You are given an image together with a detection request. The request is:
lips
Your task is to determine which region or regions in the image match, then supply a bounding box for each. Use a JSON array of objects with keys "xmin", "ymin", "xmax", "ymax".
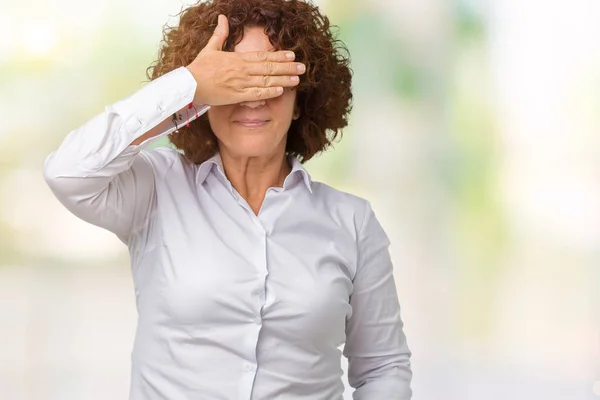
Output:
[{"xmin": 235, "ymin": 119, "xmax": 270, "ymax": 128}]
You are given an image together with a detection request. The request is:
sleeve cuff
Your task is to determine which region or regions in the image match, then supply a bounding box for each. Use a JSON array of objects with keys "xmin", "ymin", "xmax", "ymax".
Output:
[{"xmin": 81, "ymin": 66, "xmax": 208, "ymax": 173}]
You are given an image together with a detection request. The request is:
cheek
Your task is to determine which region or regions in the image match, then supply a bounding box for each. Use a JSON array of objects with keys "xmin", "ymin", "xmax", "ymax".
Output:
[
  {"xmin": 207, "ymin": 107, "xmax": 232, "ymax": 133},
  {"xmin": 272, "ymin": 90, "xmax": 297, "ymax": 118}
]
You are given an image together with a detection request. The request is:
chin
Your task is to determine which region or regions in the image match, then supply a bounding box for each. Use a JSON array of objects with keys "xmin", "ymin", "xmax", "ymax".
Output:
[
  {"xmin": 224, "ymin": 139, "xmax": 284, "ymax": 158},
  {"xmin": 215, "ymin": 125, "xmax": 289, "ymax": 158}
]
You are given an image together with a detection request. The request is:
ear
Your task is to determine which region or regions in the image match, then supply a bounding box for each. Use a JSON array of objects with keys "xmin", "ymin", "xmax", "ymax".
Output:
[{"xmin": 293, "ymin": 105, "xmax": 300, "ymax": 120}]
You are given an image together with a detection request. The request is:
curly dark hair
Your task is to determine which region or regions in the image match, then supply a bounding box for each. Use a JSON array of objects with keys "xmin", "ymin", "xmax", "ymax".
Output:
[{"xmin": 146, "ymin": 0, "xmax": 353, "ymax": 164}]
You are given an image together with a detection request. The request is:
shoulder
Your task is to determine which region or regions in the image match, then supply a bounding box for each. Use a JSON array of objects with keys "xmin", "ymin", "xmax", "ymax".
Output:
[
  {"xmin": 311, "ymin": 182, "xmax": 391, "ymax": 262},
  {"xmin": 138, "ymin": 146, "xmax": 191, "ymax": 180},
  {"xmin": 311, "ymin": 181, "xmax": 370, "ymax": 210},
  {"xmin": 310, "ymin": 180, "xmax": 373, "ymax": 236}
]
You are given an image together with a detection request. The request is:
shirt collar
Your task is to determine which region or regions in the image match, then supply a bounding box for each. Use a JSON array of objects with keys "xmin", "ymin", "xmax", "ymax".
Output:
[{"xmin": 196, "ymin": 152, "xmax": 313, "ymax": 194}]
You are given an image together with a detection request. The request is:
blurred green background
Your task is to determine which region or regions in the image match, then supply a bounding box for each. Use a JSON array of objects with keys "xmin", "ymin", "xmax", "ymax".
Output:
[{"xmin": 1, "ymin": 0, "xmax": 599, "ymax": 399}]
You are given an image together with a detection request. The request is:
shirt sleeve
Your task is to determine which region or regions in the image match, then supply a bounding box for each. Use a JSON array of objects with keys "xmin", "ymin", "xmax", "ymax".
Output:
[
  {"xmin": 43, "ymin": 66, "xmax": 209, "ymax": 244},
  {"xmin": 343, "ymin": 201, "xmax": 413, "ymax": 400}
]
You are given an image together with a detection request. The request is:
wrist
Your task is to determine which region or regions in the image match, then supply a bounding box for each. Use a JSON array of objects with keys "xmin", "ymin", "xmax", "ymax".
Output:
[{"xmin": 184, "ymin": 65, "xmax": 205, "ymax": 105}]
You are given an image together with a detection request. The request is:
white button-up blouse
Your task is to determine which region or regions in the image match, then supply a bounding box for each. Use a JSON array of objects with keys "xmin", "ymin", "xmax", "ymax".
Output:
[{"xmin": 43, "ymin": 66, "xmax": 412, "ymax": 400}]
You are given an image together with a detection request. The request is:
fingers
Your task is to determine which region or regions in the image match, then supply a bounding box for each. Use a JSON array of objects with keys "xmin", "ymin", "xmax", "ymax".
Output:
[
  {"xmin": 246, "ymin": 74, "xmax": 300, "ymax": 89},
  {"xmin": 239, "ymin": 50, "xmax": 297, "ymax": 63},
  {"xmin": 239, "ymin": 86, "xmax": 285, "ymax": 102},
  {"xmin": 239, "ymin": 51, "xmax": 306, "ymax": 76},
  {"xmin": 205, "ymin": 14, "xmax": 230, "ymax": 51},
  {"xmin": 245, "ymin": 60, "xmax": 306, "ymax": 76}
]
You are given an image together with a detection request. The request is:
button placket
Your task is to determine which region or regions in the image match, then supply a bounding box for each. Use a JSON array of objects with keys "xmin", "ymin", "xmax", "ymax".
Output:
[{"xmin": 257, "ymin": 229, "xmax": 268, "ymax": 310}]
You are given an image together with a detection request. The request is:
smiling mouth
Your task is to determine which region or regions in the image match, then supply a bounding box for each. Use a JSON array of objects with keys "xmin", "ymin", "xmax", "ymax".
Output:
[{"xmin": 235, "ymin": 120, "xmax": 270, "ymax": 128}]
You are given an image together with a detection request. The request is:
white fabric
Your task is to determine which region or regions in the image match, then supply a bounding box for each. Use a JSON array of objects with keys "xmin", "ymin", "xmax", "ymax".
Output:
[{"xmin": 43, "ymin": 66, "xmax": 412, "ymax": 400}]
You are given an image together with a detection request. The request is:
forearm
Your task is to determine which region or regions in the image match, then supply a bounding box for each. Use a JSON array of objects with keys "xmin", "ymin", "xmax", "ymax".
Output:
[
  {"xmin": 129, "ymin": 105, "xmax": 184, "ymax": 146},
  {"xmin": 43, "ymin": 66, "xmax": 208, "ymax": 239},
  {"xmin": 44, "ymin": 66, "xmax": 202, "ymax": 181}
]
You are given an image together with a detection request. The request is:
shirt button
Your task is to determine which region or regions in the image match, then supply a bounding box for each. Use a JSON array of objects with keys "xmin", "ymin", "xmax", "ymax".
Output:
[
  {"xmin": 254, "ymin": 316, "xmax": 262, "ymax": 325},
  {"xmin": 125, "ymin": 116, "xmax": 142, "ymax": 132},
  {"xmin": 244, "ymin": 363, "xmax": 257, "ymax": 372}
]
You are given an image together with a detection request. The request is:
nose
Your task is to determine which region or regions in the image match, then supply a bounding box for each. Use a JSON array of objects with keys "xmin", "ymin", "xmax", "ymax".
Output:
[{"xmin": 239, "ymin": 99, "xmax": 266, "ymax": 108}]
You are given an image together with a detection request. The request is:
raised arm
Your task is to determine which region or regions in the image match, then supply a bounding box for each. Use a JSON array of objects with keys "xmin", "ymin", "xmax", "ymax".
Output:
[
  {"xmin": 344, "ymin": 201, "xmax": 413, "ymax": 400},
  {"xmin": 43, "ymin": 14, "xmax": 305, "ymax": 244},
  {"xmin": 43, "ymin": 67, "xmax": 204, "ymax": 243}
]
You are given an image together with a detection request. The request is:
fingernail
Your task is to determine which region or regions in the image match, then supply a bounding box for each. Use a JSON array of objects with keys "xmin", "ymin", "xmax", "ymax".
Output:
[
  {"xmin": 290, "ymin": 76, "xmax": 299, "ymax": 82},
  {"xmin": 297, "ymin": 64, "xmax": 305, "ymax": 73},
  {"xmin": 286, "ymin": 52, "xmax": 295, "ymax": 59},
  {"xmin": 276, "ymin": 87, "xmax": 284, "ymax": 93}
]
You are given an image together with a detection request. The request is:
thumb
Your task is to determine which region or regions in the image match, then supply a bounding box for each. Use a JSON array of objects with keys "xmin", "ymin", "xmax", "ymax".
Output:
[{"xmin": 205, "ymin": 14, "xmax": 229, "ymax": 51}]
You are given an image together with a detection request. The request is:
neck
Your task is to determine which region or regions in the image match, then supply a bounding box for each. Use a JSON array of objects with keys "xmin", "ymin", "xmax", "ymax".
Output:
[{"xmin": 219, "ymin": 148, "xmax": 291, "ymax": 211}]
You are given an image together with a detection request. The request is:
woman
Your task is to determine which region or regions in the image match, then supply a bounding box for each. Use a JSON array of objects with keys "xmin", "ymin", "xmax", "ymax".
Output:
[{"xmin": 43, "ymin": 0, "xmax": 412, "ymax": 399}]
